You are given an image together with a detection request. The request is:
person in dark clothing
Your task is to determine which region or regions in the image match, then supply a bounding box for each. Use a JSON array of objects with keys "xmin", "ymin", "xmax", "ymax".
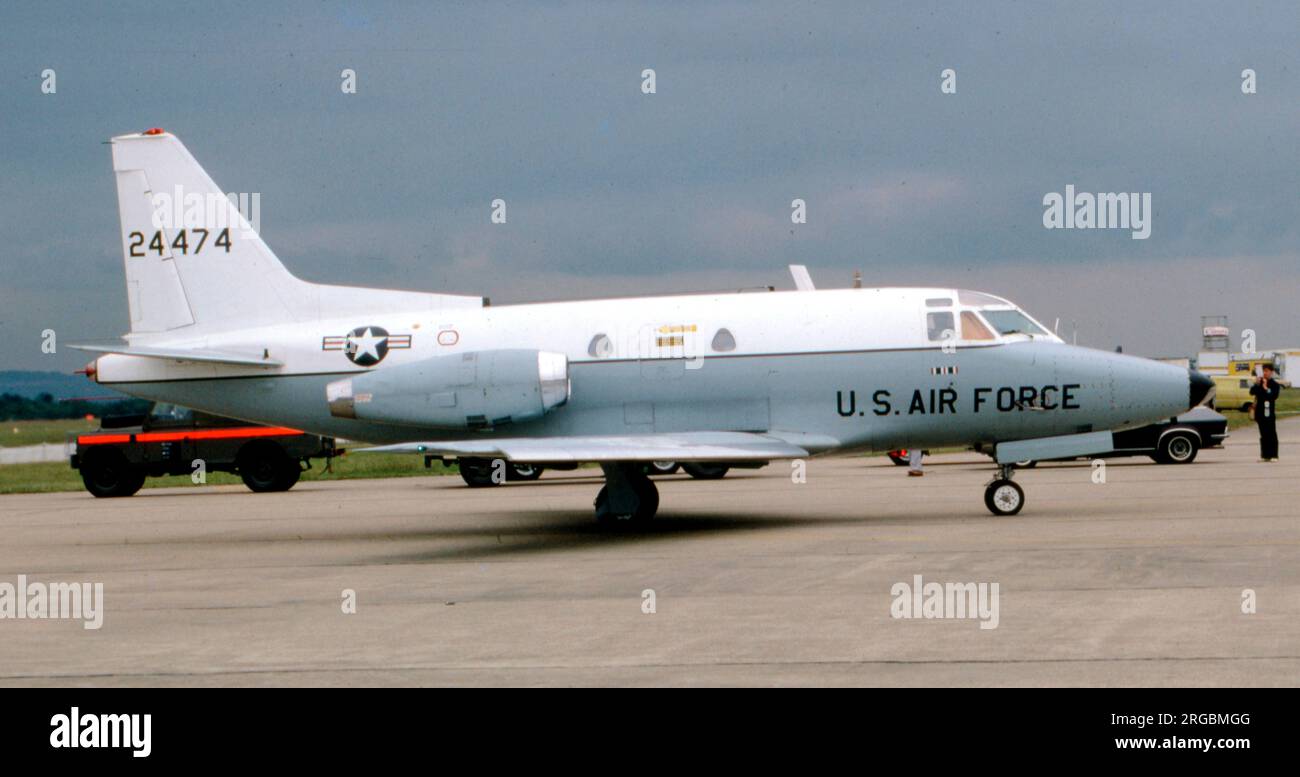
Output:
[{"xmin": 1249, "ymin": 364, "xmax": 1287, "ymax": 461}]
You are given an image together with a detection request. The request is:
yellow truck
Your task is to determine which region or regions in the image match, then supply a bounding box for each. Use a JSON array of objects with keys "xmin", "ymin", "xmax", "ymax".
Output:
[
  {"xmin": 1212, "ymin": 374, "xmax": 1255, "ymax": 413},
  {"xmin": 1213, "ymin": 352, "xmax": 1295, "ymax": 411}
]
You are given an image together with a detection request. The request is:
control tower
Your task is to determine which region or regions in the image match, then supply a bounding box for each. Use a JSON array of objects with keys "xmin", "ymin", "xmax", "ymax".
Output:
[{"xmin": 1198, "ymin": 315, "xmax": 1230, "ymax": 375}]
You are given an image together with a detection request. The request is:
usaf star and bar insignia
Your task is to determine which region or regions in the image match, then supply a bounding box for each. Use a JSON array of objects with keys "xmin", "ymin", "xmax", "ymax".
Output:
[{"xmin": 322, "ymin": 326, "xmax": 412, "ymax": 366}]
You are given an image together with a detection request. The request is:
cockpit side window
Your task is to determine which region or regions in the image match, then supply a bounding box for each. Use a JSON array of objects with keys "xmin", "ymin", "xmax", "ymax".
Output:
[
  {"xmin": 960, "ymin": 311, "xmax": 996, "ymax": 340},
  {"xmin": 926, "ymin": 311, "xmax": 955, "ymax": 342}
]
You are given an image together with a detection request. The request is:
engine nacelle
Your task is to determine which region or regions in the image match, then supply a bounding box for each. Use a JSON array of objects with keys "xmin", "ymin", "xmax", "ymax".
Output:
[{"xmin": 326, "ymin": 349, "xmax": 569, "ymax": 430}]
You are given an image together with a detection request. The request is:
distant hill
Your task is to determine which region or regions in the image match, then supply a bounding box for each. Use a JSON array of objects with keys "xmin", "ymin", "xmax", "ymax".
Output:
[{"xmin": 0, "ymin": 371, "xmax": 125, "ymax": 401}]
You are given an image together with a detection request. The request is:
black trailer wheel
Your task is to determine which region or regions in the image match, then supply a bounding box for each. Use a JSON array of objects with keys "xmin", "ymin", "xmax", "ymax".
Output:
[
  {"xmin": 681, "ymin": 462, "xmax": 730, "ymax": 480},
  {"xmin": 238, "ymin": 443, "xmax": 299, "ymax": 492},
  {"xmin": 279, "ymin": 464, "xmax": 302, "ymax": 490},
  {"xmin": 887, "ymin": 451, "xmax": 911, "ymax": 466},
  {"xmin": 80, "ymin": 449, "xmax": 145, "ymax": 498},
  {"xmin": 984, "ymin": 479, "xmax": 1024, "ymax": 516},
  {"xmin": 458, "ymin": 457, "xmax": 503, "ymax": 487}
]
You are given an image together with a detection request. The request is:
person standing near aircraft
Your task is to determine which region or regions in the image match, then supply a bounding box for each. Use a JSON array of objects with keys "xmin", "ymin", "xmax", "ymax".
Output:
[
  {"xmin": 907, "ymin": 448, "xmax": 924, "ymax": 477},
  {"xmin": 1250, "ymin": 364, "xmax": 1288, "ymax": 461}
]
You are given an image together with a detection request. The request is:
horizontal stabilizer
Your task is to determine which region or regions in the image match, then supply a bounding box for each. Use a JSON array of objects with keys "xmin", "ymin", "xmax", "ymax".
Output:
[
  {"xmin": 361, "ymin": 431, "xmax": 810, "ymax": 463},
  {"xmin": 70, "ymin": 342, "xmax": 282, "ymax": 368}
]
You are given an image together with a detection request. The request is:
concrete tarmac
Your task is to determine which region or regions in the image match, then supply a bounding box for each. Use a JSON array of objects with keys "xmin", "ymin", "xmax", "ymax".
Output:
[{"xmin": 1, "ymin": 420, "xmax": 1297, "ymax": 687}]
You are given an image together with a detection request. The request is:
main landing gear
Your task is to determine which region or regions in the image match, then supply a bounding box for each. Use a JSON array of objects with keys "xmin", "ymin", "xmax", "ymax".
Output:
[
  {"xmin": 983, "ymin": 463, "xmax": 1025, "ymax": 516},
  {"xmin": 594, "ymin": 462, "xmax": 659, "ymax": 524}
]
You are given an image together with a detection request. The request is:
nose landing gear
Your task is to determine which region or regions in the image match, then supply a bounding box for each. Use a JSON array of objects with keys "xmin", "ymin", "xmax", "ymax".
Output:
[{"xmin": 984, "ymin": 463, "xmax": 1025, "ymax": 516}]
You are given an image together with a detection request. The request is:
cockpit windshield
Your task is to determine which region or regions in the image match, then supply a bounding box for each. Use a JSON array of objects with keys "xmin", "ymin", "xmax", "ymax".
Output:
[
  {"xmin": 979, "ymin": 309, "xmax": 1047, "ymax": 336},
  {"xmin": 958, "ymin": 290, "xmax": 1011, "ymax": 307}
]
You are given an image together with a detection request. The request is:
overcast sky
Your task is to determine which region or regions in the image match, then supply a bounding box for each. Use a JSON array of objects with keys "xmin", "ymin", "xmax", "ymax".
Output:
[{"xmin": 2, "ymin": 1, "xmax": 1298, "ymax": 371}]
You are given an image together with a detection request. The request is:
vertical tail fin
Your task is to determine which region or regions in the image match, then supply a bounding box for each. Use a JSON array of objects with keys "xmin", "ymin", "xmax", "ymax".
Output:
[{"xmin": 110, "ymin": 129, "xmax": 306, "ymax": 336}]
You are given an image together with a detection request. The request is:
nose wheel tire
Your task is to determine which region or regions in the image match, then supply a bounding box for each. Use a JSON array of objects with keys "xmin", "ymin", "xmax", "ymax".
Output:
[{"xmin": 984, "ymin": 479, "xmax": 1024, "ymax": 516}]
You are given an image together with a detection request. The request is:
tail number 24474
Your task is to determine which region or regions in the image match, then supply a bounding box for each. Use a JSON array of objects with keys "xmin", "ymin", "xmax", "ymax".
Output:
[{"xmin": 127, "ymin": 228, "xmax": 232, "ymax": 257}]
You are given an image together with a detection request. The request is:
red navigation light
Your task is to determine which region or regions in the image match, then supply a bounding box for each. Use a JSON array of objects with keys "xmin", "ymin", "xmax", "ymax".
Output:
[{"xmin": 143, "ymin": 127, "xmax": 165, "ymax": 136}]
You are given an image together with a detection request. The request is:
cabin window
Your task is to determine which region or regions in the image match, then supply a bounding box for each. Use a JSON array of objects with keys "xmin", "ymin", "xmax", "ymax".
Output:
[
  {"xmin": 925, "ymin": 297, "xmax": 953, "ymax": 307},
  {"xmin": 960, "ymin": 311, "xmax": 996, "ymax": 341},
  {"xmin": 711, "ymin": 328, "xmax": 736, "ymax": 352},
  {"xmin": 587, "ymin": 333, "xmax": 613, "ymax": 358},
  {"xmin": 926, "ymin": 311, "xmax": 955, "ymax": 342}
]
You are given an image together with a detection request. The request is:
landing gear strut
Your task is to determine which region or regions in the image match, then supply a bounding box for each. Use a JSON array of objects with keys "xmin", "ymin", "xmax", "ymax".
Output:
[
  {"xmin": 594, "ymin": 462, "xmax": 659, "ymax": 524},
  {"xmin": 984, "ymin": 463, "xmax": 1024, "ymax": 516}
]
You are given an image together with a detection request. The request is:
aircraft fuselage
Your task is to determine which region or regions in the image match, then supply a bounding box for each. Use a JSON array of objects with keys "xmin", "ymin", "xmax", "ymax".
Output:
[{"xmin": 93, "ymin": 287, "xmax": 1195, "ymax": 454}]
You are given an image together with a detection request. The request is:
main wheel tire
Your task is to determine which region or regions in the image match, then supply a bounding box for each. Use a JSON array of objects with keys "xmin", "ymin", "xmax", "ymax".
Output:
[
  {"xmin": 594, "ymin": 480, "xmax": 659, "ymax": 524},
  {"xmin": 984, "ymin": 479, "xmax": 1024, "ymax": 516},
  {"xmin": 238, "ymin": 443, "xmax": 299, "ymax": 492},
  {"xmin": 647, "ymin": 461, "xmax": 680, "ymax": 475},
  {"xmin": 506, "ymin": 463, "xmax": 544, "ymax": 481},
  {"xmin": 1014, "ymin": 460, "xmax": 1037, "ymax": 468},
  {"xmin": 636, "ymin": 476, "xmax": 659, "ymax": 518},
  {"xmin": 1157, "ymin": 433, "xmax": 1199, "ymax": 464},
  {"xmin": 681, "ymin": 462, "xmax": 730, "ymax": 480},
  {"xmin": 80, "ymin": 450, "xmax": 145, "ymax": 498},
  {"xmin": 458, "ymin": 457, "xmax": 501, "ymax": 487}
]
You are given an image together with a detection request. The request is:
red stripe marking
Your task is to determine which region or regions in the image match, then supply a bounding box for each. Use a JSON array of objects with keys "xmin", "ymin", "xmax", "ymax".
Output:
[
  {"xmin": 136, "ymin": 427, "xmax": 303, "ymax": 442},
  {"xmin": 77, "ymin": 427, "xmax": 303, "ymax": 445},
  {"xmin": 77, "ymin": 434, "xmax": 131, "ymax": 445}
]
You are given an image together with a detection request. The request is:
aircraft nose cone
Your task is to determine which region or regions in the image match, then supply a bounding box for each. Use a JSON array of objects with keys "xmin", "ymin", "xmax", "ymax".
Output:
[{"xmin": 1188, "ymin": 369, "xmax": 1214, "ymax": 409}]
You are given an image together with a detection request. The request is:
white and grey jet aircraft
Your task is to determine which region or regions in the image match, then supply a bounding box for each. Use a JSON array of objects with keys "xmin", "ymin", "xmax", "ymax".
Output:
[{"xmin": 76, "ymin": 130, "xmax": 1215, "ymax": 520}]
